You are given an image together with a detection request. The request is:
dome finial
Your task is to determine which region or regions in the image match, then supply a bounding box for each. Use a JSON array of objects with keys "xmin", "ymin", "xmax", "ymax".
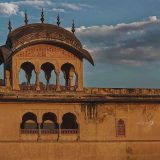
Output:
[
  {"xmin": 24, "ymin": 10, "xmax": 29, "ymax": 25},
  {"xmin": 40, "ymin": 8, "xmax": 44, "ymax": 23},
  {"xmin": 8, "ymin": 19, "xmax": 12, "ymax": 33},
  {"xmin": 57, "ymin": 14, "xmax": 60, "ymax": 27},
  {"xmin": 71, "ymin": 19, "xmax": 75, "ymax": 34}
]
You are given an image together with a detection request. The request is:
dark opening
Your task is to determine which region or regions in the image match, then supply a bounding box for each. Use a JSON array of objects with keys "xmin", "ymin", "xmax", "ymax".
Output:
[{"xmin": 61, "ymin": 113, "xmax": 78, "ymax": 129}]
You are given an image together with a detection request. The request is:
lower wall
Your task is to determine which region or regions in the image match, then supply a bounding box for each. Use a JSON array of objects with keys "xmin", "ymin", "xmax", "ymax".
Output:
[{"xmin": 0, "ymin": 141, "xmax": 160, "ymax": 160}]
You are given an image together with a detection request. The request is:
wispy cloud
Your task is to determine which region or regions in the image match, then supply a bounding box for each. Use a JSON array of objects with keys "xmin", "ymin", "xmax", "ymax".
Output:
[
  {"xmin": 77, "ymin": 16, "xmax": 160, "ymax": 67},
  {"xmin": 0, "ymin": 0, "xmax": 90, "ymax": 16},
  {"xmin": 0, "ymin": 3, "xmax": 19, "ymax": 16}
]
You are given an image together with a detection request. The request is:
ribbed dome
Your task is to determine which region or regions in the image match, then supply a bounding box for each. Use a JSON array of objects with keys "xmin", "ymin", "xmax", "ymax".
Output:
[{"xmin": 4, "ymin": 23, "xmax": 94, "ymax": 65}]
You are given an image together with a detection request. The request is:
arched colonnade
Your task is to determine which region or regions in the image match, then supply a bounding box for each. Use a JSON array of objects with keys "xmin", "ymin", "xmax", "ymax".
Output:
[
  {"xmin": 19, "ymin": 61, "xmax": 78, "ymax": 91},
  {"xmin": 20, "ymin": 112, "xmax": 79, "ymax": 134}
]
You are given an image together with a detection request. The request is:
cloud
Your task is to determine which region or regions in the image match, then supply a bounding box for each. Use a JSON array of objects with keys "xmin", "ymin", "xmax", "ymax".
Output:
[
  {"xmin": 0, "ymin": 1, "xmax": 90, "ymax": 16},
  {"xmin": 0, "ymin": 3, "xmax": 19, "ymax": 15},
  {"xmin": 76, "ymin": 16, "xmax": 160, "ymax": 67},
  {"xmin": 59, "ymin": 3, "xmax": 90, "ymax": 11}
]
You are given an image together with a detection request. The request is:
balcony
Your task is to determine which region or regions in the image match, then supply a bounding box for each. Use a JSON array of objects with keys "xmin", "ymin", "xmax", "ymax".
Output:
[
  {"xmin": 61, "ymin": 129, "xmax": 79, "ymax": 134},
  {"xmin": 20, "ymin": 129, "xmax": 79, "ymax": 141},
  {"xmin": 41, "ymin": 129, "xmax": 59, "ymax": 134},
  {"xmin": 20, "ymin": 129, "xmax": 38, "ymax": 134}
]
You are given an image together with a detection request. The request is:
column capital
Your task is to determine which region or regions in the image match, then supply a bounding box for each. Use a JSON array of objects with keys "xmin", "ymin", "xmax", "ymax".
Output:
[
  {"xmin": 35, "ymin": 71, "xmax": 40, "ymax": 91},
  {"xmin": 55, "ymin": 69, "xmax": 60, "ymax": 75},
  {"xmin": 34, "ymin": 69, "xmax": 40, "ymax": 74}
]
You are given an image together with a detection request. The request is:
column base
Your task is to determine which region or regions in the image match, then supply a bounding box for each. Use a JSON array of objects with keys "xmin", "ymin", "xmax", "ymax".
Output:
[
  {"xmin": 36, "ymin": 85, "xmax": 40, "ymax": 91},
  {"xmin": 56, "ymin": 86, "xmax": 61, "ymax": 91}
]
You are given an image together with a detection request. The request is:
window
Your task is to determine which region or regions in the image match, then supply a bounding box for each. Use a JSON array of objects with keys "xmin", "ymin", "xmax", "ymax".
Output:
[
  {"xmin": 20, "ymin": 112, "xmax": 38, "ymax": 129},
  {"xmin": 61, "ymin": 112, "xmax": 78, "ymax": 134},
  {"xmin": 116, "ymin": 119, "xmax": 125, "ymax": 136}
]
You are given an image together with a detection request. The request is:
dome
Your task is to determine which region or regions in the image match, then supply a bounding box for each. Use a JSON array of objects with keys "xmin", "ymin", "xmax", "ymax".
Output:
[{"xmin": 5, "ymin": 23, "xmax": 94, "ymax": 65}]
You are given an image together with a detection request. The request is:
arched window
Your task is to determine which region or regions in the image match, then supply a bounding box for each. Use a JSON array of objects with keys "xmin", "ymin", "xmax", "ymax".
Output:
[
  {"xmin": 116, "ymin": 119, "xmax": 125, "ymax": 136},
  {"xmin": 41, "ymin": 112, "xmax": 59, "ymax": 130},
  {"xmin": 61, "ymin": 63, "xmax": 77, "ymax": 91},
  {"xmin": 20, "ymin": 112, "xmax": 38, "ymax": 129},
  {"xmin": 61, "ymin": 113, "xmax": 78, "ymax": 129},
  {"xmin": 40, "ymin": 62, "xmax": 55, "ymax": 90},
  {"xmin": 19, "ymin": 62, "xmax": 36, "ymax": 90}
]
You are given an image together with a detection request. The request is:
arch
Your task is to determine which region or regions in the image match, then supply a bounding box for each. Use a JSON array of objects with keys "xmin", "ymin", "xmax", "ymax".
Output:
[
  {"xmin": 41, "ymin": 112, "xmax": 59, "ymax": 130},
  {"xmin": 61, "ymin": 112, "xmax": 78, "ymax": 129},
  {"xmin": 61, "ymin": 63, "xmax": 77, "ymax": 90},
  {"xmin": 20, "ymin": 112, "xmax": 38, "ymax": 129},
  {"xmin": 19, "ymin": 62, "xmax": 36, "ymax": 90},
  {"xmin": 40, "ymin": 62, "xmax": 56, "ymax": 90},
  {"xmin": 116, "ymin": 119, "xmax": 125, "ymax": 136}
]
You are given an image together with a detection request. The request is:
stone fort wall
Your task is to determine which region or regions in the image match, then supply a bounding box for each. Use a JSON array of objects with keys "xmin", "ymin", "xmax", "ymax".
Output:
[{"xmin": 0, "ymin": 102, "xmax": 160, "ymax": 159}]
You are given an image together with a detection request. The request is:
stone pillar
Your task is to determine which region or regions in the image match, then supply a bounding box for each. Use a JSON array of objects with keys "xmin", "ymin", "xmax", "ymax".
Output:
[
  {"xmin": 45, "ymin": 72, "xmax": 51, "ymax": 90},
  {"xmin": 69, "ymin": 69, "xmax": 75, "ymax": 87},
  {"xmin": 55, "ymin": 70, "xmax": 61, "ymax": 91},
  {"xmin": 69, "ymin": 75, "xmax": 74, "ymax": 86},
  {"xmin": 75, "ymin": 72, "xmax": 81, "ymax": 91},
  {"xmin": 37, "ymin": 116, "xmax": 41, "ymax": 141},
  {"xmin": 5, "ymin": 69, "xmax": 11, "ymax": 88},
  {"xmin": 75, "ymin": 72, "xmax": 78, "ymax": 89},
  {"xmin": 35, "ymin": 70, "xmax": 40, "ymax": 91},
  {"xmin": 57, "ymin": 116, "xmax": 62, "ymax": 141}
]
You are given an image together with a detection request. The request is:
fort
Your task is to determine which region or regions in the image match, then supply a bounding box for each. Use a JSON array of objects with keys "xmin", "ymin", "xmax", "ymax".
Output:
[{"xmin": 0, "ymin": 11, "xmax": 160, "ymax": 160}]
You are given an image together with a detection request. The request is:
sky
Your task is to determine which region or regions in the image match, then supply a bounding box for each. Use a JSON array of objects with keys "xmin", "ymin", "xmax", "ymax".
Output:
[{"xmin": 1, "ymin": 0, "xmax": 160, "ymax": 88}]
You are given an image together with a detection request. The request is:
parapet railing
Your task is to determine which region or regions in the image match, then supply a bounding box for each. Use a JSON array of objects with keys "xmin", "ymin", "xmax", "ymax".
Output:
[
  {"xmin": 83, "ymin": 88, "xmax": 160, "ymax": 96},
  {"xmin": 60, "ymin": 86, "xmax": 77, "ymax": 91},
  {"xmin": 2, "ymin": 85, "xmax": 160, "ymax": 96},
  {"xmin": 61, "ymin": 129, "xmax": 79, "ymax": 134},
  {"xmin": 20, "ymin": 129, "xmax": 78, "ymax": 134},
  {"xmin": 19, "ymin": 84, "xmax": 36, "ymax": 91},
  {"xmin": 41, "ymin": 129, "xmax": 59, "ymax": 134},
  {"xmin": 20, "ymin": 129, "xmax": 38, "ymax": 134},
  {"xmin": 19, "ymin": 84, "xmax": 77, "ymax": 92}
]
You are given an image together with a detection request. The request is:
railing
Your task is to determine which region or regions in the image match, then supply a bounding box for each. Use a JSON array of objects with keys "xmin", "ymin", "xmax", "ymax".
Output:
[
  {"xmin": 41, "ymin": 129, "xmax": 59, "ymax": 134},
  {"xmin": 61, "ymin": 86, "xmax": 77, "ymax": 91},
  {"xmin": 19, "ymin": 84, "xmax": 77, "ymax": 92},
  {"xmin": 83, "ymin": 88, "xmax": 160, "ymax": 96},
  {"xmin": 61, "ymin": 129, "xmax": 78, "ymax": 134},
  {"xmin": 20, "ymin": 129, "xmax": 78, "ymax": 134},
  {"xmin": 40, "ymin": 84, "xmax": 56, "ymax": 91},
  {"xmin": 19, "ymin": 84, "xmax": 35, "ymax": 91},
  {"xmin": 21, "ymin": 129, "xmax": 38, "ymax": 134}
]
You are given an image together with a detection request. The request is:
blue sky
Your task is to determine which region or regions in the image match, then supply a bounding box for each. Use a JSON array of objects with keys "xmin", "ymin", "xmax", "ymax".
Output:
[{"xmin": 1, "ymin": 0, "xmax": 160, "ymax": 88}]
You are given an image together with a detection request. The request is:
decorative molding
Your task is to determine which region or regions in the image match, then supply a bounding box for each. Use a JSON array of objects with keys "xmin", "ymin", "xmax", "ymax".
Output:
[
  {"xmin": 15, "ymin": 44, "xmax": 76, "ymax": 59},
  {"xmin": 12, "ymin": 32, "xmax": 81, "ymax": 50}
]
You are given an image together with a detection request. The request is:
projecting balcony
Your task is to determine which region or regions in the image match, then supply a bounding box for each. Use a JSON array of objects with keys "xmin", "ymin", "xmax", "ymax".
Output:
[
  {"xmin": 41, "ymin": 129, "xmax": 59, "ymax": 134},
  {"xmin": 20, "ymin": 129, "xmax": 79, "ymax": 141},
  {"xmin": 20, "ymin": 129, "xmax": 38, "ymax": 134},
  {"xmin": 61, "ymin": 129, "xmax": 79, "ymax": 134},
  {"xmin": 20, "ymin": 129, "xmax": 78, "ymax": 135}
]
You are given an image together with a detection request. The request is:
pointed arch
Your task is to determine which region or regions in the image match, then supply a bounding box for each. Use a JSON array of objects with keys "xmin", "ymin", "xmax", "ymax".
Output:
[
  {"xmin": 61, "ymin": 63, "xmax": 77, "ymax": 91},
  {"xmin": 19, "ymin": 62, "xmax": 36, "ymax": 90},
  {"xmin": 20, "ymin": 112, "xmax": 38, "ymax": 129},
  {"xmin": 61, "ymin": 112, "xmax": 78, "ymax": 129},
  {"xmin": 40, "ymin": 62, "xmax": 56, "ymax": 90},
  {"xmin": 41, "ymin": 112, "xmax": 59, "ymax": 130}
]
